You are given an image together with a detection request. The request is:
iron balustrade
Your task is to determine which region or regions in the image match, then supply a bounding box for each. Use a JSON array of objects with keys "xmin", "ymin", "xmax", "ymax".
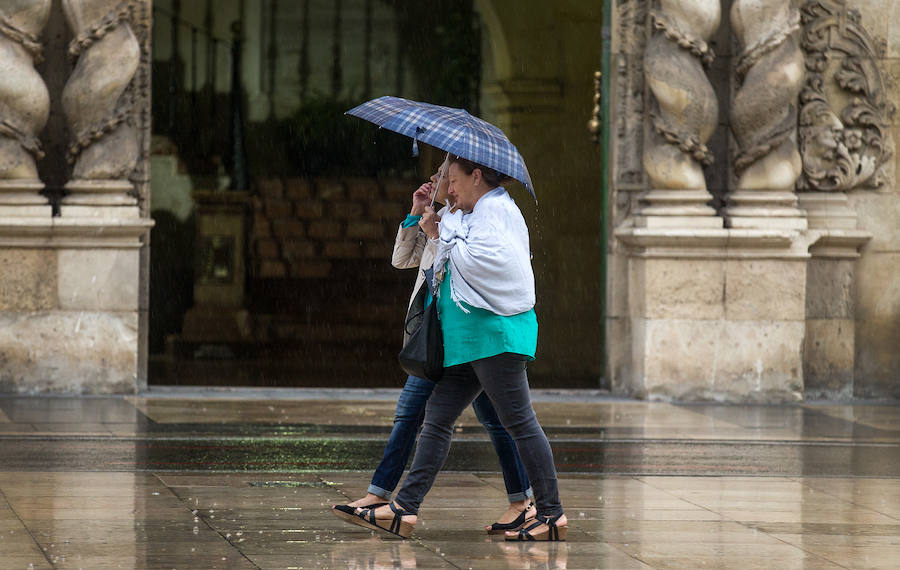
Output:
[{"xmin": 151, "ymin": 2, "xmax": 245, "ymax": 188}]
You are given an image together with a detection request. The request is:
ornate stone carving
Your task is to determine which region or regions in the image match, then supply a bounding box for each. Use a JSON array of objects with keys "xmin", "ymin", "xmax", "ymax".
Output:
[
  {"xmin": 638, "ymin": 0, "xmax": 720, "ymax": 226},
  {"xmin": 614, "ymin": 0, "xmax": 649, "ymax": 189},
  {"xmin": 125, "ymin": 0, "xmax": 151, "ymax": 212},
  {"xmin": 726, "ymin": 0, "xmax": 807, "ymax": 229},
  {"xmin": 797, "ymin": 0, "xmax": 896, "ymax": 192},
  {"xmin": 0, "ymin": 0, "xmax": 52, "ymax": 215},
  {"xmin": 61, "ymin": 0, "xmax": 143, "ymax": 214}
]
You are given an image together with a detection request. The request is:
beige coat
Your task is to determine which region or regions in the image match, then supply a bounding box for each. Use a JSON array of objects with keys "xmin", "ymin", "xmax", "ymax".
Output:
[
  {"xmin": 391, "ymin": 207, "xmax": 446, "ymax": 311},
  {"xmin": 391, "ymin": 226, "xmax": 435, "ymax": 312}
]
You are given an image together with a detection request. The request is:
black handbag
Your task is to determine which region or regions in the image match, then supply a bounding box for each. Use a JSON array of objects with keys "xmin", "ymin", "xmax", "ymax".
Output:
[{"xmin": 398, "ymin": 268, "xmax": 444, "ymax": 382}]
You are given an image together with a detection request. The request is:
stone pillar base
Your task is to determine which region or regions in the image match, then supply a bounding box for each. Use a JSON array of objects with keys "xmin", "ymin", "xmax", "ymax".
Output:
[
  {"xmin": 725, "ymin": 190, "xmax": 808, "ymax": 230},
  {"xmin": 61, "ymin": 179, "xmax": 140, "ymax": 218},
  {"xmin": 634, "ymin": 189, "xmax": 723, "ymax": 228},
  {"xmin": 634, "ymin": 215, "xmax": 724, "ymax": 229},
  {"xmin": 0, "ymin": 217, "xmax": 153, "ymax": 394},
  {"xmin": 613, "ymin": 227, "xmax": 806, "ymax": 403},
  {"xmin": 0, "ymin": 180, "xmax": 52, "ymax": 217},
  {"xmin": 798, "ymin": 192, "xmax": 858, "ymax": 230}
]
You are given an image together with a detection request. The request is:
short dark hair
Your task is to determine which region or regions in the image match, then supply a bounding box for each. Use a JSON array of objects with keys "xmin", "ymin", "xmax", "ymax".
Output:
[{"xmin": 449, "ymin": 155, "xmax": 512, "ymax": 188}]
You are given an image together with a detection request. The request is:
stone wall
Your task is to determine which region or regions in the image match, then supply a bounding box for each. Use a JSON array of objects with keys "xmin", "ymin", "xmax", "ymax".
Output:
[
  {"xmin": 842, "ymin": 1, "xmax": 900, "ymax": 398},
  {"xmin": 609, "ymin": 0, "xmax": 899, "ymax": 401},
  {"xmin": 0, "ymin": 0, "xmax": 154, "ymax": 394},
  {"xmin": 0, "ymin": 245, "xmax": 142, "ymax": 394},
  {"xmin": 796, "ymin": 0, "xmax": 899, "ymax": 399}
]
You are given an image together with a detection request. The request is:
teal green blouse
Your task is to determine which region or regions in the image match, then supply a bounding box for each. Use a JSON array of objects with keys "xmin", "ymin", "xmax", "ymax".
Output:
[{"xmin": 435, "ymin": 267, "xmax": 538, "ymax": 367}]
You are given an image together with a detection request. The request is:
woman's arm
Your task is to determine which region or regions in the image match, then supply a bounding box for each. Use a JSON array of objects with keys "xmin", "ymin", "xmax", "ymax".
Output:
[
  {"xmin": 391, "ymin": 183, "xmax": 433, "ymax": 269},
  {"xmin": 392, "ymin": 224, "xmax": 426, "ymax": 269}
]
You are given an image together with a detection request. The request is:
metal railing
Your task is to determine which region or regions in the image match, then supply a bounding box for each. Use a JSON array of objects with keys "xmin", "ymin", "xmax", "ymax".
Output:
[{"xmin": 151, "ymin": 2, "xmax": 247, "ymax": 189}]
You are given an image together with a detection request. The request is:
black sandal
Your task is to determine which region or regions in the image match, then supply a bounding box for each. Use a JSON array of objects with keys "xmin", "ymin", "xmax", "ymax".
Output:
[
  {"xmin": 347, "ymin": 501, "xmax": 416, "ymax": 539},
  {"xmin": 330, "ymin": 501, "xmax": 387, "ymax": 523},
  {"xmin": 486, "ymin": 501, "xmax": 535, "ymax": 535},
  {"xmin": 504, "ymin": 513, "xmax": 567, "ymax": 542}
]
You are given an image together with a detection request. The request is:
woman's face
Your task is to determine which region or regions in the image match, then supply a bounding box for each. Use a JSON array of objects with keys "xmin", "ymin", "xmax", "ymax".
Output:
[
  {"xmin": 448, "ymin": 162, "xmax": 485, "ymax": 211},
  {"xmin": 429, "ymin": 160, "xmax": 451, "ymax": 204}
]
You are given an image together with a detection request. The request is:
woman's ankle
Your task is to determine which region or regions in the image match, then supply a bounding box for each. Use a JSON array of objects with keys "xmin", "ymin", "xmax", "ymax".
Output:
[
  {"xmin": 509, "ymin": 498, "xmax": 530, "ymax": 511},
  {"xmin": 541, "ymin": 512, "xmax": 566, "ymax": 525},
  {"xmin": 347, "ymin": 493, "xmax": 387, "ymax": 507},
  {"xmin": 374, "ymin": 501, "xmax": 417, "ymax": 524}
]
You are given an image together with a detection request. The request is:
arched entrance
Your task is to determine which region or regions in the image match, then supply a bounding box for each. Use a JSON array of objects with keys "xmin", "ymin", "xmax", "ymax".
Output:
[{"xmin": 148, "ymin": 0, "xmax": 607, "ymax": 389}]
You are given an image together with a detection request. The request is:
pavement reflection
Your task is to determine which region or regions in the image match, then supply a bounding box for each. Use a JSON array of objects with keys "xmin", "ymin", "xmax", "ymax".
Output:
[{"xmin": 0, "ymin": 392, "xmax": 897, "ymax": 569}]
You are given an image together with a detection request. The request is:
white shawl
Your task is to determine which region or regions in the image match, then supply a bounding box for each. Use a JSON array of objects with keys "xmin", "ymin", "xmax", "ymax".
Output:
[{"xmin": 432, "ymin": 188, "xmax": 535, "ymax": 316}]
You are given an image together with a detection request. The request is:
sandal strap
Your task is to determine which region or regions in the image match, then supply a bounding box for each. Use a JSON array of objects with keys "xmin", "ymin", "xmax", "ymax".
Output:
[
  {"xmin": 536, "ymin": 513, "xmax": 563, "ymax": 540},
  {"xmin": 514, "ymin": 518, "xmax": 543, "ymax": 541},
  {"xmin": 356, "ymin": 502, "xmax": 414, "ymax": 534},
  {"xmin": 388, "ymin": 502, "xmax": 412, "ymax": 534},
  {"xmin": 356, "ymin": 507, "xmax": 377, "ymax": 525},
  {"xmin": 389, "ymin": 501, "xmax": 414, "ymax": 517},
  {"xmin": 488, "ymin": 505, "xmax": 531, "ymax": 531},
  {"xmin": 514, "ymin": 513, "xmax": 563, "ymax": 541}
]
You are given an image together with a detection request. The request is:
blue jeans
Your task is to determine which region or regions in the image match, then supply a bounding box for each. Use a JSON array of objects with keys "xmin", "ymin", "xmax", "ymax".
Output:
[{"xmin": 368, "ymin": 375, "xmax": 532, "ymax": 503}]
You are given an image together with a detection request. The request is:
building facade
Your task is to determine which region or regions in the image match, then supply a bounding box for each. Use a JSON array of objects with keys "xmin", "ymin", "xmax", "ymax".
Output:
[
  {"xmin": 0, "ymin": 0, "xmax": 897, "ymax": 400},
  {"xmin": 608, "ymin": 0, "xmax": 900, "ymax": 401}
]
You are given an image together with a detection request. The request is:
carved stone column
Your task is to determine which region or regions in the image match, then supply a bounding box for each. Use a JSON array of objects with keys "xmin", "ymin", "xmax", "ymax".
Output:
[
  {"xmin": 61, "ymin": 0, "xmax": 142, "ymax": 217},
  {"xmin": 726, "ymin": 0, "xmax": 807, "ymax": 230},
  {"xmin": 637, "ymin": 0, "xmax": 722, "ymax": 228},
  {"xmin": 794, "ymin": 0, "xmax": 895, "ymax": 398},
  {"xmin": 0, "ymin": 0, "xmax": 52, "ymax": 216},
  {"xmin": 614, "ymin": 1, "xmax": 810, "ymax": 403}
]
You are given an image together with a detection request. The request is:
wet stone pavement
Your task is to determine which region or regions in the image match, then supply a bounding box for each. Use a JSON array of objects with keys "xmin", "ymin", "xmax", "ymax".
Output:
[{"xmin": 0, "ymin": 390, "xmax": 898, "ymax": 569}]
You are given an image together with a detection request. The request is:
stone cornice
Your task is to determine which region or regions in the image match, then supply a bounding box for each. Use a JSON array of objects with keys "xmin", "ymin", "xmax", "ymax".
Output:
[
  {"xmin": 615, "ymin": 226, "xmax": 807, "ymax": 259},
  {"xmin": 0, "ymin": 217, "xmax": 153, "ymax": 248},
  {"xmin": 806, "ymin": 228, "xmax": 872, "ymax": 259},
  {"xmin": 616, "ymin": 225, "xmax": 872, "ymax": 260}
]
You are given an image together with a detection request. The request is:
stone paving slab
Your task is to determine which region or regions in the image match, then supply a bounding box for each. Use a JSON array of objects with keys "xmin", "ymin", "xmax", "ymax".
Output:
[
  {"xmin": 1, "ymin": 470, "xmax": 897, "ymax": 569},
  {"xmin": 0, "ymin": 394, "xmax": 897, "ymax": 568}
]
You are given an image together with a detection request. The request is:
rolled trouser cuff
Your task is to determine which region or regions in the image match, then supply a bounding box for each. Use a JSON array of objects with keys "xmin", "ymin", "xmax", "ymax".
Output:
[
  {"xmin": 507, "ymin": 487, "xmax": 533, "ymax": 503},
  {"xmin": 367, "ymin": 484, "xmax": 392, "ymax": 501}
]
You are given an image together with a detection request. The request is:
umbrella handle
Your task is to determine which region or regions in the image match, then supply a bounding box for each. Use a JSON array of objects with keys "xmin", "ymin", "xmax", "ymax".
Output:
[{"xmin": 430, "ymin": 151, "xmax": 451, "ymax": 208}]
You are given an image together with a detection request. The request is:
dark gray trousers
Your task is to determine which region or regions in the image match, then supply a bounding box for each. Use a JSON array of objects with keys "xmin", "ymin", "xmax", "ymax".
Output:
[{"xmin": 394, "ymin": 353, "xmax": 563, "ymax": 518}]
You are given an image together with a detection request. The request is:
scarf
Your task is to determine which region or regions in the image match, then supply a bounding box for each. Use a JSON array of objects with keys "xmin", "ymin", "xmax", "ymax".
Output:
[{"xmin": 432, "ymin": 188, "xmax": 535, "ymax": 316}]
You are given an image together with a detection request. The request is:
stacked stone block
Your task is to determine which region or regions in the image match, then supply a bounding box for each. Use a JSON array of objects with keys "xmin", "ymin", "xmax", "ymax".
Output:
[
  {"xmin": 228, "ymin": 176, "xmax": 419, "ymax": 385},
  {"xmin": 0, "ymin": 244, "xmax": 143, "ymax": 393},
  {"xmin": 250, "ymin": 177, "xmax": 412, "ymax": 280}
]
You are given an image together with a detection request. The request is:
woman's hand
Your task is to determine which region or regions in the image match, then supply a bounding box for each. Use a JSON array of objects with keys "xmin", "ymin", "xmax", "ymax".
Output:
[
  {"xmin": 410, "ymin": 183, "xmax": 433, "ymax": 216},
  {"xmin": 418, "ymin": 206, "xmax": 441, "ymax": 240}
]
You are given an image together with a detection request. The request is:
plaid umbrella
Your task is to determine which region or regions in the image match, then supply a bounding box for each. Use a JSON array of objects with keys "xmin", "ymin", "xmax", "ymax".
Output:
[{"xmin": 346, "ymin": 96, "xmax": 535, "ymax": 198}]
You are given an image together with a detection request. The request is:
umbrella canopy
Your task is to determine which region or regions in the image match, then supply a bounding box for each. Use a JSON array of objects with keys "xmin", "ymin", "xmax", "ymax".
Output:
[{"xmin": 346, "ymin": 96, "xmax": 535, "ymax": 198}]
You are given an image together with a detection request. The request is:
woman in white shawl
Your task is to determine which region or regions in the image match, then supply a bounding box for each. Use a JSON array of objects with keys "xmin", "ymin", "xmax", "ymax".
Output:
[
  {"xmin": 346, "ymin": 155, "xmax": 567, "ymax": 541},
  {"xmin": 332, "ymin": 158, "xmax": 537, "ymax": 536}
]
